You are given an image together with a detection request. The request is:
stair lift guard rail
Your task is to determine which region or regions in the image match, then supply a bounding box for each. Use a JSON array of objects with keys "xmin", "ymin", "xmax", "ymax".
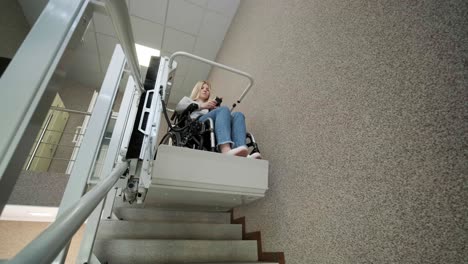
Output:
[
  {"xmin": 76, "ymin": 76, "xmax": 140, "ymax": 264},
  {"xmin": 168, "ymin": 51, "xmax": 254, "ymax": 110},
  {"xmin": 7, "ymin": 162, "xmax": 128, "ymax": 264},
  {"xmin": 51, "ymin": 44, "xmax": 127, "ymax": 264}
]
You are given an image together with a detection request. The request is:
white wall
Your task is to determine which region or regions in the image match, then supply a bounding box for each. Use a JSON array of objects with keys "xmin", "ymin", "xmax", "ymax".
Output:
[{"xmin": 0, "ymin": 220, "xmax": 85, "ymax": 263}]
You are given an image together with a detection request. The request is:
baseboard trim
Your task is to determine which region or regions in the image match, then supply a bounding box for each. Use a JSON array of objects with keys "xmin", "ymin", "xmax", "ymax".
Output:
[{"xmin": 230, "ymin": 210, "xmax": 285, "ymax": 264}]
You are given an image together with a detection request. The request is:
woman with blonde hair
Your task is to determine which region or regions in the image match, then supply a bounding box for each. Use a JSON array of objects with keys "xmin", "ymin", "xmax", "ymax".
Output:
[{"xmin": 175, "ymin": 80, "xmax": 259, "ymax": 158}]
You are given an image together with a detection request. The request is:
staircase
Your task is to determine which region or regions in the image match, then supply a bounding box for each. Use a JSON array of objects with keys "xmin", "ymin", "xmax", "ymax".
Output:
[{"xmin": 93, "ymin": 207, "xmax": 278, "ymax": 264}]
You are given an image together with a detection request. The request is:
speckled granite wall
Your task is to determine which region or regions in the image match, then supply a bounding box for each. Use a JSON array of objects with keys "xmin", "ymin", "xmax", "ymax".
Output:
[
  {"xmin": 209, "ymin": 0, "xmax": 467, "ymax": 263},
  {"xmin": 7, "ymin": 171, "xmax": 69, "ymax": 207}
]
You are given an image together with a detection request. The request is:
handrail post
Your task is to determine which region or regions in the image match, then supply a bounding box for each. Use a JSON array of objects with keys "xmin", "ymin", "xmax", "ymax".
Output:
[
  {"xmin": 25, "ymin": 114, "xmax": 53, "ymax": 170},
  {"xmin": 104, "ymin": 0, "xmax": 144, "ymax": 92}
]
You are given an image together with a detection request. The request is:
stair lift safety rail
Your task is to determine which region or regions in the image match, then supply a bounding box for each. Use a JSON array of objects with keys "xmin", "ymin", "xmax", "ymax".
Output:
[{"xmin": 168, "ymin": 51, "xmax": 255, "ymax": 111}]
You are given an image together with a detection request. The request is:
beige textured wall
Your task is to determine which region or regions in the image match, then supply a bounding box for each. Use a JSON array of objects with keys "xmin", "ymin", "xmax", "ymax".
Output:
[
  {"xmin": 48, "ymin": 79, "xmax": 96, "ymax": 173},
  {"xmin": 0, "ymin": 221, "xmax": 85, "ymax": 263},
  {"xmin": 0, "ymin": 0, "xmax": 30, "ymax": 59},
  {"xmin": 210, "ymin": 0, "xmax": 467, "ymax": 263},
  {"xmin": 49, "ymin": 78, "xmax": 125, "ymax": 173}
]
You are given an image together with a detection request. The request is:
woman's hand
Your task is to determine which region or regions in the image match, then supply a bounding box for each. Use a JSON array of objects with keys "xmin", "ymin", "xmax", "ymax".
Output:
[{"xmin": 200, "ymin": 100, "xmax": 217, "ymax": 110}]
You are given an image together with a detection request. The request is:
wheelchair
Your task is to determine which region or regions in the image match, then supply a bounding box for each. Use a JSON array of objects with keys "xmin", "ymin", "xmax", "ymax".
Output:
[{"xmin": 159, "ymin": 102, "xmax": 261, "ymax": 156}]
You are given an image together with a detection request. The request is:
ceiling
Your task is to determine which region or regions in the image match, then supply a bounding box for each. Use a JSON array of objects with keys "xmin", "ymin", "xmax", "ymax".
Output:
[{"xmin": 18, "ymin": 0, "xmax": 240, "ymax": 104}]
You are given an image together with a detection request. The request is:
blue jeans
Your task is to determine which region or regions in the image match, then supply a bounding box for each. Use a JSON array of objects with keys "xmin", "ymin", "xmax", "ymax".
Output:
[{"xmin": 199, "ymin": 106, "xmax": 246, "ymax": 149}]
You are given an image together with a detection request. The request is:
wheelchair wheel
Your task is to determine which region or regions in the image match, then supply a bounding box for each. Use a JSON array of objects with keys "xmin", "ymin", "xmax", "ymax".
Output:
[{"xmin": 159, "ymin": 132, "xmax": 180, "ymax": 146}]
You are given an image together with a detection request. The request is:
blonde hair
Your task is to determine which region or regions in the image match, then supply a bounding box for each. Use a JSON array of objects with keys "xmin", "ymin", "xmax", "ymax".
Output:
[{"xmin": 190, "ymin": 80, "xmax": 212, "ymax": 101}]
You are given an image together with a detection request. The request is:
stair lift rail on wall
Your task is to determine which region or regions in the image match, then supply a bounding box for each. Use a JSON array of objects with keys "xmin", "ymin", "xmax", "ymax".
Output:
[{"xmin": 0, "ymin": 0, "xmax": 267, "ymax": 263}]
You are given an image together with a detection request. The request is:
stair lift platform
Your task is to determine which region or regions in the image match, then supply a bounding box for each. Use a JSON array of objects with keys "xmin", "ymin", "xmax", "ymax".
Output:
[
  {"xmin": 149, "ymin": 144, "xmax": 268, "ymax": 211},
  {"xmin": 120, "ymin": 52, "xmax": 268, "ymax": 211}
]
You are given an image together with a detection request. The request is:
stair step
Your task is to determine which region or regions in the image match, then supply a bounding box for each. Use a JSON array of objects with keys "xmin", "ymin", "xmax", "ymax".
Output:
[
  {"xmin": 114, "ymin": 207, "xmax": 231, "ymax": 224},
  {"xmin": 94, "ymin": 239, "xmax": 258, "ymax": 264},
  {"xmin": 97, "ymin": 220, "xmax": 242, "ymax": 240}
]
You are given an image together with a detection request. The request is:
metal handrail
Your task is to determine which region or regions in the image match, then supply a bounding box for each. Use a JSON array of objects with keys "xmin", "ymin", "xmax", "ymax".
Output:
[
  {"xmin": 8, "ymin": 162, "xmax": 128, "ymax": 264},
  {"xmin": 104, "ymin": 0, "xmax": 144, "ymax": 91},
  {"xmin": 44, "ymin": 129, "xmax": 85, "ymax": 136},
  {"xmin": 168, "ymin": 51, "xmax": 255, "ymax": 110},
  {"xmin": 28, "ymin": 141, "xmax": 80, "ymax": 148},
  {"xmin": 25, "ymin": 114, "xmax": 53, "ymax": 170},
  {"xmin": 50, "ymin": 106, "xmax": 91, "ymax": 116},
  {"xmin": 25, "ymin": 155, "xmax": 75, "ymax": 162}
]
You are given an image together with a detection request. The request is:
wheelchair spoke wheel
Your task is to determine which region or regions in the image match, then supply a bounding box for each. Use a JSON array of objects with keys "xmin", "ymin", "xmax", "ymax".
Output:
[{"xmin": 159, "ymin": 132, "xmax": 180, "ymax": 146}]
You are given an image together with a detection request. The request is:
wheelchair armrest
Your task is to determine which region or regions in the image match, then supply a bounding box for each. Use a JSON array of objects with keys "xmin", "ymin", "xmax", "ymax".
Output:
[
  {"xmin": 180, "ymin": 103, "xmax": 199, "ymax": 117},
  {"xmin": 170, "ymin": 111, "xmax": 177, "ymax": 121},
  {"xmin": 171, "ymin": 103, "xmax": 199, "ymax": 125}
]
